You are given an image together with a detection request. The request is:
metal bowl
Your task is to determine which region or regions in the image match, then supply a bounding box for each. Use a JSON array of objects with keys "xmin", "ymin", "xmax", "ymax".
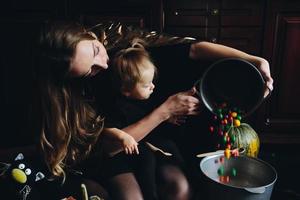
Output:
[{"xmin": 200, "ymin": 155, "xmax": 277, "ymax": 200}]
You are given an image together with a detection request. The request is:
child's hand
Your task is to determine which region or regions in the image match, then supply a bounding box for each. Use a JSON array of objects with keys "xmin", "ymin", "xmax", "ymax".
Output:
[
  {"xmin": 167, "ymin": 115, "xmax": 187, "ymax": 126},
  {"xmin": 121, "ymin": 134, "xmax": 139, "ymax": 155}
]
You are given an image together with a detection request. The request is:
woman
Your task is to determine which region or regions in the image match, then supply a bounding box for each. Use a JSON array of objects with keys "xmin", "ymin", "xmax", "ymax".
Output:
[
  {"xmin": 33, "ymin": 21, "xmax": 109, "ymax": 199},
  {"xmin": 33, "ymin": 21, "xmax": 200, "ymax": 200},
  {"xmin": 33, "ymin": 20, "xmax": 273, "ymax": 200}
]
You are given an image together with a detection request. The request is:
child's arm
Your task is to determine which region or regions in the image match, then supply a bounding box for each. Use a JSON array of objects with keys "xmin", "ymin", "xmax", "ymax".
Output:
[{"xmin": 102, "ymin": 128, "xmax": 139, "ymax": 156}]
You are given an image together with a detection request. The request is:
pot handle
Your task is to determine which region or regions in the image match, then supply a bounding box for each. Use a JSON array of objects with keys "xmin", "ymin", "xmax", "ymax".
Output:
[{"xmin": 245, "ymin": 187, "xmax": 266, "ymax": 194}]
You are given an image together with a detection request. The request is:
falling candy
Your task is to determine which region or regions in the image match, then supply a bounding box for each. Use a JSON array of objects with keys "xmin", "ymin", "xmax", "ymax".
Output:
[
  {"xmin": 219, "ymin": 156, "xmax": 224, "ymax": 163},
  {"xmin": 208, "ymin": 103, "xmax": 245, "ymax": 183},
  {"xmin": 225, "ymin": 176, "xmax": 230, "ymax": 183},
  {"xmin": 232, "ymin": 168, "xmax": 237, "ymax": 176},
  {"xmin": 217, "ymin": 166, "xmax": 225, "ymax": 176},
  {"xmin": 233, "ymin": 119, "xmax": 241, "ymax": 127},
  {"xmin": 231, "ymin": 112, "xmax": 238, "ymax": 118},
  {"xmin": 224, "ymin": 148, "xmax": 231, "ymax": 159}
]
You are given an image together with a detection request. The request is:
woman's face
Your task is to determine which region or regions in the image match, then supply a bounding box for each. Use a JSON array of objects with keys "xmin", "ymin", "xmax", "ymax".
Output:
[{"xmin": 69, "ymin": 39, "xmax": 109, "ymax": 77}]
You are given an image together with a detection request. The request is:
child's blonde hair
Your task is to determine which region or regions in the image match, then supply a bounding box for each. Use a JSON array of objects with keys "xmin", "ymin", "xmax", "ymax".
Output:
[{"xmin": 112, "ymin": 38, "xmax": 157, "ymax": 93}]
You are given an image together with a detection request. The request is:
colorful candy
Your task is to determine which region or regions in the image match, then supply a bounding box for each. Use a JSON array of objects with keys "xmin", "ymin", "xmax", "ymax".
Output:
[
  {"xmin": 232, "ymin": 168, "xmax": 237, "ymax": 176},
  {"xmin": 224, "ymin": 148, "xmax": 231, "ymax": 159},
  {"xmin": 233, "ymin": 119, "xmax": 241, "ymax": 127},
  {"xmin": 217, "ymin": 166, "xmax": 225, "ymax": 176},
  {"xmin": 208, "ymin": 103, "xmax": 245, "ymax": 183}
]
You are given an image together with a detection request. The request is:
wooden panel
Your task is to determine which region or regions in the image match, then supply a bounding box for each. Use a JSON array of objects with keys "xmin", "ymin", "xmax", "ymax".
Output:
[
  {"xmin": 219, "ymin": 27, "xmax": 262, "ymax": 54},
  {"xmin": 164, "ymin": 0, "xmax": 219, "ymax": 10},
  {"xmin": 263, "ymin": 15, "xmax": 300, "ymax": 132},
  {"xmin": 221, "ymin": 15, "xmax": 263, "ymax": 26},
  {"xmin": 258, "ymin": 0, "xmax": 300, "ymax": 144},
  {"xmin": 221, "ymin": 0, "xmax": 264, "ymax": 11},
  {"xmin": 221, "ymin": 0, "xmax": 264, "ymax": 26},
  {"xmin": 164, "ymin": 27, "xmax": 218, "ymax": 41},
  {"xmin": 163, "ymin": 0, "xmax": 220, "ymax": 27},
  {"xmin": 165, "ymin": 10, "xmax": 218, "ymax": 27}
]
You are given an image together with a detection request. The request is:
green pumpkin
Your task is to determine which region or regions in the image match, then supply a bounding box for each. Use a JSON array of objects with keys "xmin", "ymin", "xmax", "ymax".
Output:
[{"xmin": 228, "ymin": 123, "xmax": 260, "ymax": 157}]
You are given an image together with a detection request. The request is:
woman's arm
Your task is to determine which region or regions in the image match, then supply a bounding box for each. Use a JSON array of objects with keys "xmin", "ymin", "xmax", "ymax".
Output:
[
  {"xmin": 122, "ymin": 88, "xmax": 199, "ymax": 141},
  {"xmin": 103, "ymin": 88, "xmax": 200, "ymax": 154},
  {"xmin": 189, "ymin": 41, "xmax": 274, "ymax": 97}
]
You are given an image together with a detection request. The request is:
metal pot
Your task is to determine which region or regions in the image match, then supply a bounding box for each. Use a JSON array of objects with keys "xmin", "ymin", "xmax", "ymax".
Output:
[
  {"xmin": 194, "ymin": 58, "xmax": 265, "ymax": 117},
  {"xmin": 200, "ymin": 155, "xmax": 277, "ymax": 200}
]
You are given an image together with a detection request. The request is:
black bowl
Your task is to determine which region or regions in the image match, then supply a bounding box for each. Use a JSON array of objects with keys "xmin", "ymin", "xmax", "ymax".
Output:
[{"xmin": 195, "ymin": 58, "xmax": 265, "ymax": 117}]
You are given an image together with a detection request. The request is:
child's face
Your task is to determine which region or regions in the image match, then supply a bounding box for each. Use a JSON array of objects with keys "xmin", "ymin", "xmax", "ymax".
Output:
[{"xmin": 126, "ymin": 66, "xmax": 155, "ymax": 100}]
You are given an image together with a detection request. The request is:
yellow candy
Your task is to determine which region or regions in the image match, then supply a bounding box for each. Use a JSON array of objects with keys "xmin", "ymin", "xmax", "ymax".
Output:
[
  {"xmin": 231, "ymin": 112, "xmax": 238, "ymax": 118},
  {"xmin": 224, "ymin": 148, "xmax": 231, "ymax": 159},
  {"xmin": 234, "ymin": 119, "xmax": 241, "ymax": 127}
]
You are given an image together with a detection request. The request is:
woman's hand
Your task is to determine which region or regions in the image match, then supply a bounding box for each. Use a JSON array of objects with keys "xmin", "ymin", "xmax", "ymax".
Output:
[
  {"xmin": 121, "ymin": 133, "xmax": 139, "ymax": 155},
  {"xmin": 189, "ymin": 41, "xmax": 274, "ymax": 98},
  {"xmin": 167, "ymin": 115, "xmax": 187, "ymax": 126},
  {"xmin": 161, "ymin": 87, "xmax": 201, "ymax": 119},
  {"xmin": 255, "ymin": 58, "xmax": 274, "ymax": 98}
]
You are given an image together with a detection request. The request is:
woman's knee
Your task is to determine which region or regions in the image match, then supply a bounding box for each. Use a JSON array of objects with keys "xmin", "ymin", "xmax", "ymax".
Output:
[
  {"xmin": 82, "ymin": 179, "xmax": 110, "ymax": 199},
  {"xmin": 158, "ymin": 165, "xmax": 191, "ymax": 200},
  {"xmin": 108, "ymin": 173, "xmax": 144, "ymax": 200}
]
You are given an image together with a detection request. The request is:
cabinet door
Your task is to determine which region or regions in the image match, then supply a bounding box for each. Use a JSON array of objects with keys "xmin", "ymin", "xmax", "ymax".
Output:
[
  {"xmin": 221, "ymin": 0, "xmax": 264, "ymax": 26},
  {"xmin": 163, "ymin": 0, "xmax": 220, "ymax": 40},
  {"xmin": 259, "ymin": 0, "xmax": 300, "ymax": 143},
  {"xmin": 219, "ymin": 0, "xmax": 264, "ymax": 55},
  {"xmin": 164, "ymin": 27, "xmax": 218, "ymax": 42},
  {"xmin": 219, "ymin": 27, "xmax": 262, "ymax": 54}
]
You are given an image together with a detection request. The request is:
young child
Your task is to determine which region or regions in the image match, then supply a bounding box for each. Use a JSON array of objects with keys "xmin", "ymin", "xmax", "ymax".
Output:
[{"xmin": 102, "ymin": 39, "xmax": 187, "ymax": 200}]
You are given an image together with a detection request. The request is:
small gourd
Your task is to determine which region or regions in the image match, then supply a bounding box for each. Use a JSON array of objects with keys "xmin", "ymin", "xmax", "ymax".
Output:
[{"xmin": 228, "ymin": 123, "xmax": 260, "ymax": 157}]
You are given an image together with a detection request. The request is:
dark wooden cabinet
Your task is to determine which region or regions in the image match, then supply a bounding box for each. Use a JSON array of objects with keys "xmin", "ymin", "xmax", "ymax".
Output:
[
  {"xmin": 219, "ymin": 0, "xmax": 264, "ymax": 55},
  {"xmin": 163, "ymin": 0, "xmax": 264, "ymax": 55},
  {"xmin": 258, "ymin": 0, "xmax": 300, "ymax": 144},
  {"xmin": 164, "ymin": 0, "xmax": 219, "ymax": 43},
  {"xmin": 163, "ymin": 0, "xmax": 300, "ymax": 144}
]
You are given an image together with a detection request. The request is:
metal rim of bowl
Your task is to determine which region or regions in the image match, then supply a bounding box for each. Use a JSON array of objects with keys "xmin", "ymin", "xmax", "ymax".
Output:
[{"xmin": 199, "ymin": 155, "xmax": 278, "ymax": 190}]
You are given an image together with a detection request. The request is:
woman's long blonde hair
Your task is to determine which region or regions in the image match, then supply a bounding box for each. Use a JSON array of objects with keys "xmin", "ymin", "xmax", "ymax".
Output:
[{"xmin": 35, "ymin": 21, "xmax": 103, "ymax": 180}]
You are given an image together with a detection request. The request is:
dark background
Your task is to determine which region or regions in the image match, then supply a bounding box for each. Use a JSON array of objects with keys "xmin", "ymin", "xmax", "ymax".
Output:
[{"xmin": 0, "ymin": 0, "xmax": 299, "ymax": 199}]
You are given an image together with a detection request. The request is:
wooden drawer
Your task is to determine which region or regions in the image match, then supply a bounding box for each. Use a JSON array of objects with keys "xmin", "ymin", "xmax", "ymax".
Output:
[
  {"xmin": 165, "ymin": 9, "xmax": 219, "ymax": 27},
  {"xmin": 164, "ymin": 0, "xmax": 220, "ymax": 27},
  {"xmin": 221, "ymin": 0, "xmax": 264, "ymax": 26},
  {"xmin": 164, "ymin": 27, "xmax": 218, "ymax": 42},
  {"xmin": 219, "ymin": 27, "xmax": 262, "ymax": 54},
  {"xmin": 165, "ymin": 0, "xmax": 219, "ymax": 10}
]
